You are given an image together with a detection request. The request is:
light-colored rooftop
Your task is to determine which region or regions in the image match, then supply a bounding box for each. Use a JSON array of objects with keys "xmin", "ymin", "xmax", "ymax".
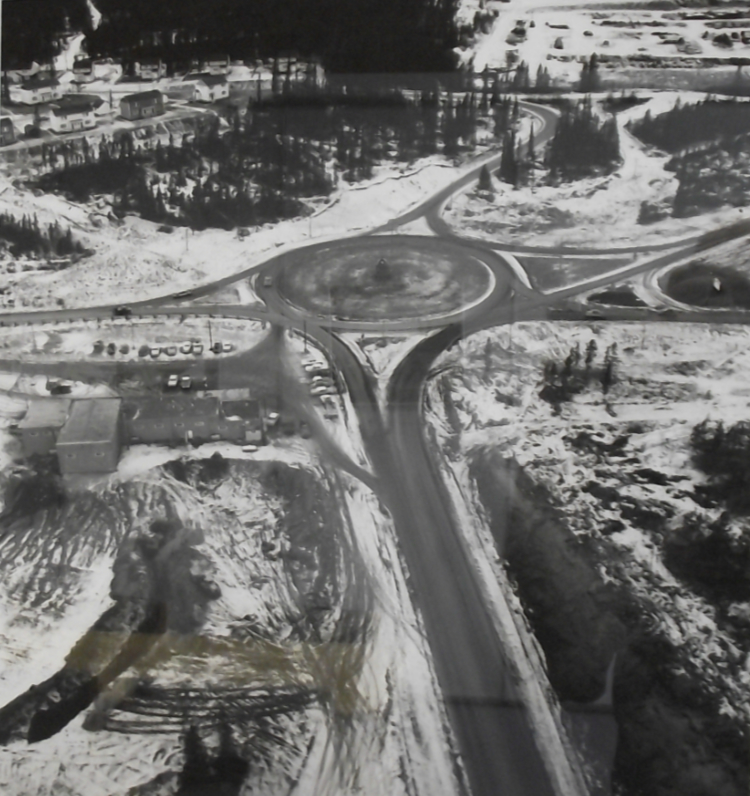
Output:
[{"xmin": 19, "ymin": 398, "xmax": 71, "ymax": 430}]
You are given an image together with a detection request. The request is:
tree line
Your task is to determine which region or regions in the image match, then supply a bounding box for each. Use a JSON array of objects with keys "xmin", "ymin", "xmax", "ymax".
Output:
[
  {"xmin": 0, "ymin": 212, "xmax": 86, "ymax": 259},
  {"xmin": 33, "ymin": 89, "xmax": 512, "ymax": 230},
  {"xmin": 629, "ymin": 97, "xmax": 750, "ymax": 153},
  {"xmin": 3, "ymin": 0, "xmax": 463, "ymax": 75}
]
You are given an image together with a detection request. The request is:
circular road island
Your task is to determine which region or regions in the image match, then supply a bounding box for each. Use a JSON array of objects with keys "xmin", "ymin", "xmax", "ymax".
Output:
[{"xmin": 275, "ymin": 236, "xmax": 497, "ymax": 323}]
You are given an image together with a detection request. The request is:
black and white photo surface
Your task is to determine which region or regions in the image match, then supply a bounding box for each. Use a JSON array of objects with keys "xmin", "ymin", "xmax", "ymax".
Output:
[{"xmin": 0, "ymin": 1, "xmax": 748, "ymax": 794}]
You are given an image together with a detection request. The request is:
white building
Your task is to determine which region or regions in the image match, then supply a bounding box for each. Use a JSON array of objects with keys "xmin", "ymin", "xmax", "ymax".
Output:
[
  {"xmin": 187, "ymin": 74, "xmax": 230, "ymax": 102},
  {"xmin": 10, "ymin": 77, "xmax": 63, "ymax": 105},
  {"xmin": 45, "ymin": 95, "xmax": 102, "ymax": 133}
]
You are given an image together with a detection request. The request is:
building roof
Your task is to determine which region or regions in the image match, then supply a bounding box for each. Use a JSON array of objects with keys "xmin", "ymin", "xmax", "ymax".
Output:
[
  {"xmin": 57, "ymin": 399, "xmax": 121, "ymax": 445},
  {"xmin": 50, "ymin": 96, "xmax": 101, "ymax": 117},
  {"xmin": 19, "ymin": 398, "xmax": 71, "ymax": 430},
  {"xmin": 121, "ymin": 90, "xmax": 163, "ymax": 104},
  {"xmin": 125, "ymin": 395, "xmax": 220, "ymax": 422},
  {"xmin": 185, "ymin": 72, "xmax": 228, "ymax": 86},
  {"xmin": 20, "ymin": 77, "xmax": 59, "ymax": 90}
]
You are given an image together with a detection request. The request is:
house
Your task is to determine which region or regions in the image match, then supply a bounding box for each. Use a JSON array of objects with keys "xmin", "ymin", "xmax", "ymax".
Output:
[
  {"xmin": 56, "ymin": 398, "xmax": 122, "ymax": 474},
  {"xmin": 46, "ymin": 94, "xmax": 101, "ymax": 133},
  {"xmin": 186, "ymin": 73, "xmax": 230, "ymax": 103},
  {"xmin": 135, "ymin": 59, "xmax": 166, "ymax": 80},
  {"xmin": 10, "ymin": 76, "xmax": 63, "ymax": 104},
  {"xmin": 0, "ymin": 117, "xmax": 15, "ymax": 146},
  {"xmin": 19, "ymin": 398, "xmax": 71, "ymax": 457},
  {"xmin": 123, "ymin": 396, "xmax": 245, "ymax": 447},
  {"xmin": 119, "ymin": 90, "xmax": 164, "ymax": 121}
]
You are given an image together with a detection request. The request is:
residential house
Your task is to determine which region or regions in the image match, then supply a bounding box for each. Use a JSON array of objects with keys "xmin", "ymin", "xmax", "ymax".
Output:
[
  {"xmin": 135, "ymin": 59, "xmax": 166, "ymax": 80},
  {"xmin": 19, "ymin": 398, "xmax": 71, "ymax": 457},
  {"xmin": 56, "ymin": 398, "xmax": 122, "ymax": 474},
  {"xmin": 11, "ymin": 76, "xmax": 63, "ymax": 105},
  {"xmin": 188, "ymin": 74, "xmax": 230, "ymax": 103},
  {"xmin": 46, "ymin": 94, "xmax": 101, "ymax": 132},
  {"xmin": 119, "ymin": 90, "xmax": 164, "ymax": 120}
]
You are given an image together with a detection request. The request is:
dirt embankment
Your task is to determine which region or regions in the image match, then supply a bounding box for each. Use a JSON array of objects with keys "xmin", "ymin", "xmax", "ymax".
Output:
[{"xmin": 471, "ymin": 448, "xmax": 748, "ymax": 796}]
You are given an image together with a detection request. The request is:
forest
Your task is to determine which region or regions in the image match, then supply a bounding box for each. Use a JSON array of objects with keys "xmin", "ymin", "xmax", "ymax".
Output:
[
  {"xmin": 629, "ymin": 97, "xmax": 750, "ymax": 152},
  {"xmin": 545, "ymin": 96, "xmax": 621, "ymax": 180},
  {"xmin": 2, "ymin": 0, "xmax": 462, "ymax": 75},
  {"xmin": 0, "ymin": 212, "xmax": 88, "ymax": 260},
  {"xmin": 33, "ymin": 89, "xmax": 513, "ymax": 231}
]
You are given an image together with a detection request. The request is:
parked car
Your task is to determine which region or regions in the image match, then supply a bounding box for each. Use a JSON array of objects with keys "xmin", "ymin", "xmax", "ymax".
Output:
[
  {"xmin": 165, "ymin": 345, "xmax": 177, "ymax": 356},
  {"xmin": 166, "ymin": 374, "xmax": 179, "ymax": 388},
  {"xmin": 92, "ymin": 340, "xmax": 104, "ymax": 355},
  {"xmin": 138, "ymin": 345, "xmax": 150, "ymax": 357},
  {"xmin": 180, "ymin": 375, "xmax": 192, "ymax": 389},
  {"xmin": 180, "ymin": 341, "xmax": 193, "ymax": 354},
  {"xmin": 242, "ymin": 444, "xmax": 258, "ymax": 453},
  {"xmin": 193, "ymin": 342, "xmax": 204, "ymax": 355},
  {"xmin": 150, "ymin": 346, "xmax": 161, "ymax": 358},
  {"xmin": 106, "ymin": 342, "xmax": 117, "ymax": 356},
  {"xmin": 211, "ymin": 342, "xmax": 222, "ymax": 354},
  {"xmin": 222, "ymin": 342, "xmax": 234, "ymax": 353}
]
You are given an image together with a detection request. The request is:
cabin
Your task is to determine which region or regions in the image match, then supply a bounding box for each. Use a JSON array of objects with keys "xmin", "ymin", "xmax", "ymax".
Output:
[
  {"xmin": 188, "ymin": 74, "xmax": 230, "ymax": 103},
  {"xmin": 11, "ymin": 76, "xmax": 63, "ymax": 105}
]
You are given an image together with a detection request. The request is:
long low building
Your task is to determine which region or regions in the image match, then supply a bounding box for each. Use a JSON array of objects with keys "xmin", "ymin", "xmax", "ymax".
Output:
[{"xmin": 56, "ymin": 398, "xmax": 122, "ymax": 475}]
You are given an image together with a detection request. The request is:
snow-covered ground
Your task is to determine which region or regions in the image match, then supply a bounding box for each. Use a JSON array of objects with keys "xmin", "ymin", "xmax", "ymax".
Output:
[
  {"xmin": 426, "ymin": 320, "xmax": 750, "ymax": 742},
  {"xmin": 471, "ymin": 0, "xmax": 750, "ymax": 81},
  {"xmin": 0, "ymin": 155, "xmax": 462, "ymax": 311},
  {"xmin": 445, "ymin": 92, "xmax": 750, "ymax": 250}
]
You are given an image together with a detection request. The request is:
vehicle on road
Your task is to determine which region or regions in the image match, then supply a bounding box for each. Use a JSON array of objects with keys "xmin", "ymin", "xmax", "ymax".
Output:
[
  {"xmin": 166, "ymin": 374, "xmax": 179, "ymax": 389},
  {"xmin": 585, "ymin": 309, "xmax": 606, "ymax": 320},
  {"xmin": 242, "ymin": 444, "xmax": 258, "ymax": 453},
  {"xmin": 180, "ymin": 375, "xmax": 192, "ymax": 389},
  {"xmin": 112, "ymin": 305, "xmax": 132, "ymax": 318},
  {"xmin": 263, "ymin": 276, "xmax": 273, "ymax": 287},
  {"xmin": 172, "ymin": 290, "xmax": 193, "ymax": 299}
]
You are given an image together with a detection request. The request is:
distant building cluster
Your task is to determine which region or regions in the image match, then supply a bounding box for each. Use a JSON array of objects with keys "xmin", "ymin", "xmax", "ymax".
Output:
[
  {"xmin": 0, "ymin": 51, "xmax": 326, "ymax": 146},
  {"xmin": 17, "ymin": 392, "xmax": 267, "ymax": 477}
]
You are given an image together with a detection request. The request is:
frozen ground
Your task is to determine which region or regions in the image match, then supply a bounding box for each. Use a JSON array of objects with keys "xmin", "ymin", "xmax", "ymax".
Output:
[
  {"xmin": 427, "ymin": 320, "xmax": 750, "ymax": 725},
  {"xmin": 0, "ymin": 156, "xmax": 462, "ymax": 311},
  {"xmin": 445, "ymin": 92, "xmax": 750, "ymax": 251}
]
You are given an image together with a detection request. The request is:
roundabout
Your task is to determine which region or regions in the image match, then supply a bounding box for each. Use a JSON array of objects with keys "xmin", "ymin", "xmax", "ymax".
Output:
[{"xmin": 267, "ymin": 235, "xmax": 503, "ymax": 327}]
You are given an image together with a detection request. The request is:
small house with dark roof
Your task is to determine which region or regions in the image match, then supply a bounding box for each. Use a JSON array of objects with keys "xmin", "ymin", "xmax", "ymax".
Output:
[
  {"xmin": 56, "ymin": 398, "xmax": 122, "ymax": 474},
  {"xmin": 19, "ymin": 398, "xmax": 71, "ymax": 457},
  {"xmin": 135, "ymin": 58, "xmax": 166, "ymax": 80},
  {"xmin": 0, "ymin": 117, "xmax": 15, "ymax": 146},
  {"xmin": 11, "ymin": 76, "xmax": 63, "ymax": 105},
  {"xmin": 47, "ymin": 94, "xmax": 101, "ymax": 132},
  {"xmin": 185, "ymin": 73, "xmax": 230, "ymax": 103},
  {"xmin": 119, "ymin": 90, "xmax": 164, "ymax": 121}
]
